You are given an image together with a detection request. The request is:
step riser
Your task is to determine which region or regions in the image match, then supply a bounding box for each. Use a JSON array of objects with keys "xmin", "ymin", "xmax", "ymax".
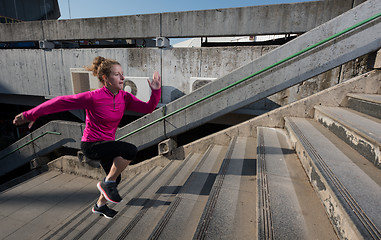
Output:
[
  {"xmin": 285, "ymin": 120, "xmax": 363, "ymax": 240},
  {"xmin": 314, "ymin": 110, "xmax": 381, "ymax": 168},
  {"xmin": 347, "ymin": 97, "xmax": 381, "ymax": 120}
]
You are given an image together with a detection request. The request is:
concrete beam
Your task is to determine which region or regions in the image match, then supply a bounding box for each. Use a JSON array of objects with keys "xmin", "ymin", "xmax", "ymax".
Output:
[
  {"xmin": 0, "ymin": 14, "xmax": 161, "ymax": 42},
  {"xmin": 161, "ymin": 0, "xmax": 352, "ymax": 37},
  {"xmin": 0, "ymin": 0, "xmax": 353, "ymax": 42}
]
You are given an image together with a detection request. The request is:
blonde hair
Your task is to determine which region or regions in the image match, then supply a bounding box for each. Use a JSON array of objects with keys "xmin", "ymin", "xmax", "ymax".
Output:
[{"xmin": 85, "ymin": 56, "xmax": 121, "ymax": 85}]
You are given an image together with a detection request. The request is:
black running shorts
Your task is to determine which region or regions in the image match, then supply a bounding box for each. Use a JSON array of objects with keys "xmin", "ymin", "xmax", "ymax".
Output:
[{"xmin": 81, "ymin": 141, "xmax": 138, "ymax": 184}]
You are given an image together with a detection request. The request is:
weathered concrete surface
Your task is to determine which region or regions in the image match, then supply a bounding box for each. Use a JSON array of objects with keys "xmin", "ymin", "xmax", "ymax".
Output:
[
  {"xmin": 115, "ymin": 0, "xmax": 381, "ymax": 150},
  {"xmin": 176, "ymin": 70, "xmax": 380, "ymax": 158},
  {"xmin": 284, "ymin": 116, "xmax": 381, "ymax": 240},
  {"xmin": 0, "ymin": 46, "xmax": 374, "ymax": 107},
  {"xmin": 0, "ymin": 121, "xmax": 84, "ymax": 178},
  {"xmin": 270, "ymin": 54, "xmax": 372, "ymax": 106},
  {"xmin": 2, "ymin": 72, "xmax": 377, "ymax": 240},
  {"xmin": 1, "ymin": 1, "xmax": 379, "ymax": 178},
  {"xmin": 0, "ymin": 0, "xmax": 353, "ymax": 42},
  {"xmin": 0, "ymin": 14, "xmax": 160, "ymax": 42},
  {"xmin": 48, "ymin": 154, "xmax": 171, "ymax": 181},
  {"xmin": 0, "ymin": 46, "xmax": 277, "ymax": 104},
  {"xmin": 314, "ymin": 106, "xmax": 381, "ymax": 167},
  {"xmin": 161, "ymin": 0, "xmax": 351, "ymax": 37}
]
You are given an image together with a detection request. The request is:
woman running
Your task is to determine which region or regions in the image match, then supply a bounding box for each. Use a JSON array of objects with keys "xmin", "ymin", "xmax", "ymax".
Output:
[{"xmin": 13, "ymin": 56, "xmax": 161, "ymax": 219}]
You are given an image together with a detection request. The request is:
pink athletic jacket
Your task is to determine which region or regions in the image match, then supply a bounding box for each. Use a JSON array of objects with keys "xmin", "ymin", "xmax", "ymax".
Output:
[{"xmin": 23, "ymin": 86, "xmax": 161, "ymax": 142}]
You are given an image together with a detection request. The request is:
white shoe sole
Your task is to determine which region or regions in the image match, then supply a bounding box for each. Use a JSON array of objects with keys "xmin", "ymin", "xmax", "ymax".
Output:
[{"xmin": 97, "ymin": 182, "xmax": 121, "ymax": 204}]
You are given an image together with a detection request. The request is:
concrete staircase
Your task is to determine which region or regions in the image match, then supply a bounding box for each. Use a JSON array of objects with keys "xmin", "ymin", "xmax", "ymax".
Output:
[
  {"xmin": 259, "ymin": 92, "xmax": 381, "ymax": 239},
  {"xmin": 2, "ymin": 0, "xmax": 381, "ymax": 180},
  {"xmin": 1, "ymin": 73, "xmax": 381, "ymax": 239},
  {"xmin": 0, "ymin": 138, "xmax": 258, "ymax": 239}
]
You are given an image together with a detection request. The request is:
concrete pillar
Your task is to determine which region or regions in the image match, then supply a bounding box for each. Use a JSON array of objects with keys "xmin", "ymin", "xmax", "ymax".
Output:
[
  {"xmin": 77, "ymin": 151, "xmax": 100, "ymax": 168},
  {"xmin": 158, "ymin": 138, "xmax": 177, "ymax": 156},
  {"xmin": 368, "ymin": 49, "xmax": 381, "ymax": 69},
  {"xmin": 353, "ymin": 0, "xmax": 368, "ymax": 7}
]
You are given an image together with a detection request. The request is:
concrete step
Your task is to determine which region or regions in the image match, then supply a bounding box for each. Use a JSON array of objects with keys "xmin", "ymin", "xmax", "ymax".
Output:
[
  {"xmin": 314, "ymin": 106, "xmax": 381, "ymax": 167},
  {"xmin": 257, "ymin": 127, "xmax": 337, "ymax": 239},
  {"xmin": 193, "ymin": 137, "xmax": 257, "ymax": 239},
  {"xmin": 0, "ymin": 172, "xmax": 100, "ymax": 240},
  {"xmin": 285, "ymin": 117, "xmax": 381, "ymax": 240},
  {"xmin": 44, "ymin": 166, "xmax": 164, "ymax": 240},
  {"xmin": 63, "ymin": 160, "xmax": 181, "ymax": 240},
  {"xmin": 100, "ymin": 152, "xmax": 204, "ymax": 240},
  {"xmin": 347, "ymin": 93, "xmax": 381, "ymax": 120},
  {"xmin": 148, "ymin": 144, "xmax": 228, "ymax": 239},
  {"xmin": 118, "ymin": 153, "xmax": 202, "ymax": 239}
]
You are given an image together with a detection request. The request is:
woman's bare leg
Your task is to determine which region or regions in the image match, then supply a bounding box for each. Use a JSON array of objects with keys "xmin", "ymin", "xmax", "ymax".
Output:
[
  {"xmin": 97, "ymin": 193, "xmax": 107, "ymax": 206},
  {"xmin": 105, "ymin": 156, "xmax": 132, "ymax": 181}
]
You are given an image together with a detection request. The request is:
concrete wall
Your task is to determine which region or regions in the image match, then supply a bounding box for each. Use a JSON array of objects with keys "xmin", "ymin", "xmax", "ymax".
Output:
[
  {"xmin": 268, "ymin": 54, "xmax": 372, "ymax": 106},
  {"xmin": 0, "ymin": 46, "xmax": 277, "ymax": 104},
  {"xmin": 0, "ymin": 44, "xmax": 374, "ymax": 108},
  {"xmin": 0, "ymin": 0, "xmax": 353, "ymax": 41}
]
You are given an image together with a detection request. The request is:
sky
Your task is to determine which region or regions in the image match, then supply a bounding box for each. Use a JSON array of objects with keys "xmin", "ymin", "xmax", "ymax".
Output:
[{"xmin": 57, "ymin": 0, "xmax": 316, "ymax": 20}]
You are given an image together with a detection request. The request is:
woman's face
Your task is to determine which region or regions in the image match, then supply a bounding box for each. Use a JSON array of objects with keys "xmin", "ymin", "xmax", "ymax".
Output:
[{"xmin": 104, "ymin": 64, "xmax": 124, "ymax": 93}]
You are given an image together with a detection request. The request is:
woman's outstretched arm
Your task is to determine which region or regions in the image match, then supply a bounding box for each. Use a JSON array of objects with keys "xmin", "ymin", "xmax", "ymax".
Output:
[{"xmin": 13, "ymin": 91, "xmax": 92, "ymax": 128}]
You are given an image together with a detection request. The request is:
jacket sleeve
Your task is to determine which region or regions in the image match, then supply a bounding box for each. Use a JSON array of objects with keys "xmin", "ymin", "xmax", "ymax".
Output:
[
  {"xmin": 23, "ymin": 91, "xmax": 93, "ymax": 122},
  {"xmin": 124, "ymin": 88, "xmax": 161, "ymax": 114}
]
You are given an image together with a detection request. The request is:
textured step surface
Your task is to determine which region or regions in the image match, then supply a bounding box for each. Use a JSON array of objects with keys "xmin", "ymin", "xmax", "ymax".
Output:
[
  {"xmin": 59, "ymin": 163, "xmax": 175, "ymax": 240},
  {"xmin": 149, "ymin": 144, "xmax": 228, "ymax": 240},
  {"xmin": 193, "ymin": 137, "xmax": 257, "ymax": 240},
  {"xmin": 257, "ymin": 127, "xmax": 337, "ymax": 240},
  {"xmin": 285, "ymin": 117, "xmax": 381, "ymax": 239},
  {"xmin": 0, "ymin": 172, "xmax": 99, "ymax": 240},
  {"xmin": 314, "ymin": 106, "xmax": 381, "ymax": 167},
  {"xmin": 117, "ymin": 153, "xmax": 203, "ymax": 240}
]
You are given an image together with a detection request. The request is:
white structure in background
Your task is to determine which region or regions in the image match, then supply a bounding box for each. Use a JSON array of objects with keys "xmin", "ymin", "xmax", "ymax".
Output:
[
  {"xmin": 70, "ymin": 68, "xmax": 100, "ymax": 94},
  {"xmin": 173, "ymin": 38, "xmax": 202, "ymax": 48},
  {"xmin": 173, "ymin": 35, "xmax": 296, "ymax": 48},
  {"xmin": 123, "ymin": 77, "xmax": 152, "ymax": 102},
  {"xmin": 189, "ymin": 77, "xmax": 217, "ymax": 94},
  {"xmin": 70, "ymin": 68, "xmax": 151, "ymax": 103}
]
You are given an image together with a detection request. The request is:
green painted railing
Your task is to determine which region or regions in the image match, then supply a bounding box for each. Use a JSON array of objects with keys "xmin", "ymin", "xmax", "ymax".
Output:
[
  {"xmin": 116, "ymin": 11, "xmax": 381, "ymax": 141},
  {"xmin": 0, "ymin": 131, "xmax": 61, "ymax": 160}
]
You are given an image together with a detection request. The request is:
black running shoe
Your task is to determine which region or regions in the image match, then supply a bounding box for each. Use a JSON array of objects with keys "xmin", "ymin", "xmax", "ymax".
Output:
[
  {"xmin": 92, "ymin": 204, "xmax": 118, "ymax": 219},
  {"xmin": 97, "ymin": 179, "xmax": 122, "ymax": 203}
]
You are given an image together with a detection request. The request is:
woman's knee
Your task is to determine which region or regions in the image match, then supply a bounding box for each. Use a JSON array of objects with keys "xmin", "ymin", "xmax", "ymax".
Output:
[{"xmin": 120, "ymin": 143, "xmax": 137, "ymax": 161}]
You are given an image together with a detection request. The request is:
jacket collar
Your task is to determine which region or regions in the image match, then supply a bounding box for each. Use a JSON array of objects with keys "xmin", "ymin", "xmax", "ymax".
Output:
[{"xmin": 103, "ymin": 86, "xmax": 119, "ymax": 96}]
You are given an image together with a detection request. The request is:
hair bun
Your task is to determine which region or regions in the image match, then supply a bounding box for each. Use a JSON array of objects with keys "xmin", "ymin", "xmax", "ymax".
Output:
[
  {"xmin": 85, "ymin": 56, "xmax": 120, "ymax": 85},
  {"xmin": 95, "ymin": 56, "xmax": 106, "ymax": 65}
]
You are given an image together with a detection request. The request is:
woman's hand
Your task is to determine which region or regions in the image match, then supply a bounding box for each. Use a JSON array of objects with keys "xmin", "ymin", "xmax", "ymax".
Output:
[
  {"xmin": 147, "ymin": 71, "xmax": 161, "ymax": 90},
  {"xmin": 13, "ymin": 113, "xmax": 35, "ymax": 129}
]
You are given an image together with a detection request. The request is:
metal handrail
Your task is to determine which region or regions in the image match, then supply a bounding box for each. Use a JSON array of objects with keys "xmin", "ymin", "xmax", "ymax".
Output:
[
  {"xmin": 116, "ymin": 11, "xmax": 381, "ymax": 141},
  {"xmin": 0, "ymin": 131, "xmax": 61, "ymax": 160}
]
